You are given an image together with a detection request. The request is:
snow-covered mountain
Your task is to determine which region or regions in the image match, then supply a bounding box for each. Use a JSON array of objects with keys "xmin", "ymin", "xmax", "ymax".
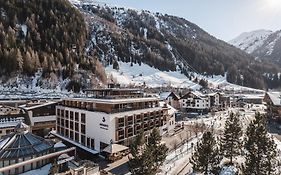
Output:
[
  {"xmin": 69, "ymin": 0, "xmax": 281, "ymax": 90},
  {"xmin": 229, "ymin": 30, "xmax": 273, "ymax": 54},
  {"xmin": 230, "ymin": 30, "xmax": 281, "ymax": 65}
]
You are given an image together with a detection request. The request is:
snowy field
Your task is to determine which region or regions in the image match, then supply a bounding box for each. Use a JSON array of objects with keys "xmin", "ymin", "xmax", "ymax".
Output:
[
  {"xmin": 106, "ymin": 62, "xmax": 201, "ymax": 89},
  {"xmin": 106, "ymin": 62, "xmax": 264, "ymax": 93}
]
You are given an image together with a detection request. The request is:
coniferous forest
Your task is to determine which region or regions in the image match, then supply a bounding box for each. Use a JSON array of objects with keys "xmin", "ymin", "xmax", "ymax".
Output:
[{"xmin": 0, "ymin": 0, "xmax": 106, "ymax": 87}]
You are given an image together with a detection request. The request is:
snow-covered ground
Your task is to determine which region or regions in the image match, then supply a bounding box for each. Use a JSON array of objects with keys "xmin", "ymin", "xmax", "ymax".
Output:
[
  {"xmin": 106, "ymin": 62, "xmax": 201, "ymax": 89},
  {"xmin": 106, "ymin": 62, "xmax": 264, "ymax": 93}
]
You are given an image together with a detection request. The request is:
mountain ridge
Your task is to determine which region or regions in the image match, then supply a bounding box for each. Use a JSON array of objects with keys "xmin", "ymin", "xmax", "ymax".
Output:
[
  {"xmin": 72, "ymin": 1, "xmax": 281, "ymax": 89},
  {"xmin": 230, "ymin": 29, "xmax": 281, "ymax": 64}
]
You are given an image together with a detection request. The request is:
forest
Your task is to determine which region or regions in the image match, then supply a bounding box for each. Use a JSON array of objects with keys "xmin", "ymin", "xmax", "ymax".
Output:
[{"xmin": 0, "ymin": 0, "xmax": 106, "ymax": 86}]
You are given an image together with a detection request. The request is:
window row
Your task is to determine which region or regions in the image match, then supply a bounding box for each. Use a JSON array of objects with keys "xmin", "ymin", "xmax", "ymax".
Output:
[{"xmin": 57, "ymin": 109, "xmax": 86, "ymax": 123}]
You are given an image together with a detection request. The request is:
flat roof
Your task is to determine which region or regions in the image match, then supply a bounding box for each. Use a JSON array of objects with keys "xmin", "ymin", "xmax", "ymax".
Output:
[
  {"xmin": 19, "ymin": 101, "xmax": 57, "ymax": 111},
  {"xmin": 63, "ymin": 97, "xmax": 159, "ymax": 105}
]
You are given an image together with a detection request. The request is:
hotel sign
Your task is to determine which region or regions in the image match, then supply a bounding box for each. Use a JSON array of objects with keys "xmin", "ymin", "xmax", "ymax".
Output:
[{"xmin": 100, "ymin": 117, "xmax": 108, "ymax": 130}]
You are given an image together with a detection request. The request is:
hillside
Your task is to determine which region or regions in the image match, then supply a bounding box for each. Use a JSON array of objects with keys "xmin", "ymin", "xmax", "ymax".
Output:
[
  {"xmin": 229, "ymin": 30, "xmax": 273, "ymax": 54},
  {"xmin": 230, "ymin": 29, "xmax": 281, "ymax": 65},
  {"xmin": 0, "ymin": 0, "xmax": 106, "ymax": 91},
  {"xmin": 72, "ymin": 1, "xmax": 281, "ymax": 90}
]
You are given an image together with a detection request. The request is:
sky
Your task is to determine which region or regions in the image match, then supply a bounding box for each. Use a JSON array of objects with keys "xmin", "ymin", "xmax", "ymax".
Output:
[{"xmin": 99, "ymin": 0, "xmax": 281, "ymax": 41}]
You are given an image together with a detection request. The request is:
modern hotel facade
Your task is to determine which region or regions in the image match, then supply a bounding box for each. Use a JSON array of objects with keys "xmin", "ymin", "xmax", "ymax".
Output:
[{"xmin": 55, "ymin": 95, "xmax": 172, "ymax": 153}]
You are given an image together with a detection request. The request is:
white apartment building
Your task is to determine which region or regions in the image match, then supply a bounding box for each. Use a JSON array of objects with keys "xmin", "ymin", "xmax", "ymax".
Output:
[{"xmin": 54, "ymin": 93, "xmax": 173, "ymax": 154}]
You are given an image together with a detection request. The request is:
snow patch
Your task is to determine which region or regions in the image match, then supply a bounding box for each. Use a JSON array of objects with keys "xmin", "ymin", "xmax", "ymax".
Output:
[
  {"xmin": 106, "ymin": 62, "xmax": 201, "ymax": 89},
  {"xmin": 21, "ymin": 24, "xmax": 28, "ymax": 37},
  {"xmin": 219, "ymin": 166, "xmax": 237, "ymax": 175}
]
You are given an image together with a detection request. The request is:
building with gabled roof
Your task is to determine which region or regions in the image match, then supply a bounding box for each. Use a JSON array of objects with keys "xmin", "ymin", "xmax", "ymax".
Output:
[
  {"xmin": 264, "ymin": 92, "xmax": 281, "ymax": 119},
  {"xmin": 179, "ymin": 91, "xmax": 210, "ymax": 114},
  {"xmin": 159, "ymin": 92, "xmax": 180, "ymax": 109}
]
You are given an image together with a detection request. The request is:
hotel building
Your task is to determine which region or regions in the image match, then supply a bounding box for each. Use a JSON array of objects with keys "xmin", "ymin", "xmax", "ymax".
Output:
[{"xmin": 54, "ymin": 89, "xmax": 173, "ymax": 154}]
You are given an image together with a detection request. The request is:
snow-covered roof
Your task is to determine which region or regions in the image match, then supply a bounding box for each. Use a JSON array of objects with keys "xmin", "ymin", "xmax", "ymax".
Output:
[
  {"xmin": 267, "ymin": 92, "xmax": 281, "ymax": 106},
  {"xmin": 159, "ymin": 92, "xmax": 172, "ymax": 100},
  {"xmin": 54, "ymin": 141, "xmax": 66, "ymax": 148},
  {"xmin": 181, "ymin": 91, "xmax": 207, "ymax": 100},
  {"xmin": 159, "ymin": 92, "xmax": 180, "ymax": 100}
]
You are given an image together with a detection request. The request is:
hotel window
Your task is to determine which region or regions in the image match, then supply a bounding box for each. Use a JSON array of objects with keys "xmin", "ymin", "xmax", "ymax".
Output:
[
  {"xmin": 91, "ymin": 139, "xmax": 95, "ymax": 149},
  {"xmin": 118, "ymin": 129, "xmax": 125, "ymax": 140},
  {"xmin": 65, "ymin": 110, "xmax": 69, "ymax": 119},
  {"xmin": 75, "ymin": 132, "xmax": 79, "ymax": 142},
  {"xmin": 118, "ymin": 118, "xmax": 125, "ymax": 128},
  {"xmin": 57, "ymin": 118, "xmax": 60, "ymax": 126},
  {"xmin": 127, "ymin": 127, "xmax": 133, "ymax": 137},
  {"xmin": 65, "ymin": 129, "xmax": 69, "ymax": 137},
  {"xmin": 56, "ymin": 126, "xmax": 60, "ymax": 133},
  {"xmin": 81, "ymin": 113, "xmax": 86, "ymax": 123},
  {"xmin": 61, "ymin": 118, "xmax": 65, "ymax": 127},
  {"xmin": 70, "ymin": 111, "xmax": 74, "ymax": 120},
  {"xmin": 65, "ymin": 120, "xmax": 69, "ymax": 128},
  {"xmin": 75, "ymin": 123, "xmax": 79, "ymax": 132},
  {"xmin": 143, "ymin": 114, "xmax": 148, "ymax": 121},
  {"xmin": 61, "ymin": 129, "xmax": 65, "ymax": 136},
  {"xmin": 70, "ymin": 130, "xmax": 74, "ymax": 140},
  {"xmin": 61, "ymin": 110, "xmax": 64, "ymax": 118},
  {"xmin": 81, "ymin": 135, "xmax": 86, "ymax": 146},
  {"xmin": 70, "ymin": 121, "xmax": 74, "ymax": 130},
  {"xmin": 75, "ymin": 112, "xmax": 79, "ymax": 122},
  {"xmin": 57, "ymin": 109, "xmax": 60, "ymax": 116},
  {"xmin": 87, "ymin": 137, "xmax": 91, "ymax": 148},
  {"xmin": 81, "ymin": 124, "xmax": 86, "ymax": 134},
  {"xmin": 127, "ymin": 116, "xmax": 133, "ymax": 125}
]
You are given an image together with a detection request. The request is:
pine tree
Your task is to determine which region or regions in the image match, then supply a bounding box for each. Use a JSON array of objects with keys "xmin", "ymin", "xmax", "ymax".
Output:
[
  {"xmin": 244, "ymin": 113, "xmax": 277, "ymax": 175},
  {"xmin": 128, "ymin": 129, "xmax": 168, "ymax": 175},
  {"xmin": 147, "ymin": 128, "xmax": 168, "ymax": 173},
  {"xmin": 221, "ymin": 112, "xmax": 242, "ymax": 164},
  {"xmin": 128, "ymin": 131, "xmax": 147, "ymax": 175},
  {"xmin": 190, "ymin": 131, "xmax": 221, "ymax": 174}
]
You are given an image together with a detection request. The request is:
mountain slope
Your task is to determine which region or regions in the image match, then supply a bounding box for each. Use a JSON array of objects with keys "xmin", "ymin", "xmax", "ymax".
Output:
[
  {"xmin": 72, "ymin": 1, "xmax": 280, "ymax": 89},
  {"xmin": 229, "ymin": 30, "xmax": 273, "ymax": 54},
  {"xmin": 0, "ymin": 0, "xmax": 106, "ymax": 90},
  {"xmin": 230, "ymin": 30, "xmax": 281, "ymax": 64}
]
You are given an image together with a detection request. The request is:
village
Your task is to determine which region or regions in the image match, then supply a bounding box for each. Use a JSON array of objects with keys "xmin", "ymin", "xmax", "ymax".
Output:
[{"xmin": 0, "ymin": 83, "xmax": 280, "ymax": 175}]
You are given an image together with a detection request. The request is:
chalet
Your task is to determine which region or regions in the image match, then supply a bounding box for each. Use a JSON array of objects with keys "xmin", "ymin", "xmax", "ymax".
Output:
[
  {"xmin": 208, "ymin": 92, "xmax": 231, "ymax": 109},
  {"xmin": 159, "ymin": 92, "xmax": 180, "ymax": 109},
  {"xmin": 179, "ymin": 91, "xmax": 210, "ymax": 114},
  {"xmin": 264, "ymin": 92, "xmax": 281, "ymax": 118}
]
